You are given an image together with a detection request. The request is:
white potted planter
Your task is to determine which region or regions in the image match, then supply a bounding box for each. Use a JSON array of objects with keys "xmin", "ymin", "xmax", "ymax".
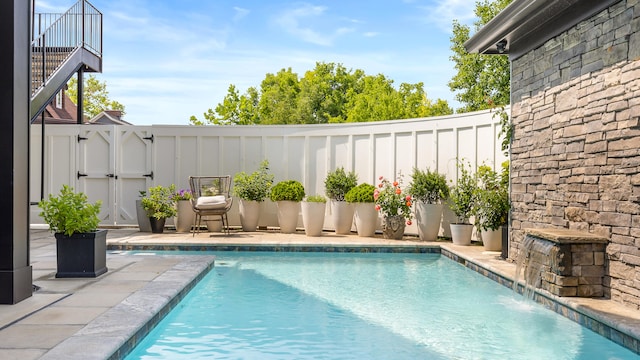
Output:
[
  {"xmin": 354, "ymin": 203, "xmax": 378, "ymax": 237},
  {"xmin": 239, "ymin": 199, "xmax": 261, "ymax": 231},
  {"xmin": 301, "ymin": 196, "xmax": 326, "ymax": 236},
  {"xmin": 481, "ymin": 227, "xmax": 502, "ymax": 251},
  {"xmin": 415, "ymin": 202, "xmax": 443, "ymax": 241},
  {"xmin": 450, "ymin": 223, "xmax": 473, "ymax": 245},
  {"xmin": 324, "ymin": 167, "xmax": 358, "ymax": 234},
  {"xmin": 407, "ymin": 168, "xmax": 449, "ymax": 242},
  {"xmin": 174, "ymin": 199, "xmax": 195, "ymax": 232},
  {"xmin": 270, "ymin": 180, "xmax": 305, "ymax": 234},
  {"xmin": 330, "ymin": 200, "xmax": 355, "ymax": 234}
]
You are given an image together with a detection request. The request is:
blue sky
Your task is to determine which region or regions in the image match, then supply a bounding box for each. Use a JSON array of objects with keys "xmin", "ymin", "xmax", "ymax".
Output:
[{"xmin": 37, "ymin": 0, "xmax": 477, "ymax": 125}]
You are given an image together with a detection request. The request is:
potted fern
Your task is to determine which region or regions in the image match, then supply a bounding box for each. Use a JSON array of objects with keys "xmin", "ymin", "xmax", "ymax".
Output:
[
  {"xmin": 407, "ymin": 168, "xmax": 449, "ymax": 241},
  {"xmin": 448, "ymin": 160, "xmax": 477, "ymax": 245},
  {"xmin": 270, "ymin": 180, "xmax": 305, "ymax": 233},
  {"xmin": 324, "ymin": 167, "xmax": 358, "ymax": 234},
  {"xmin": 38, "ymin": 185, "xmax": 107, "ymax": 278},
  {"xmin": 346, "ymin": 183, "xmax": 378, "ymax": 237},
  {"xmin": 301, "ymin": 195, "xmax": 327, "ymax": 236},
  {"xmin": 233, "ymin": 160, "xmax": 274, "ymax": 231}
]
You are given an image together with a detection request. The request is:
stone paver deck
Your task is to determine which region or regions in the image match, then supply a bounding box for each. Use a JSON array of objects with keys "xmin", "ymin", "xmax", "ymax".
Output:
[{"xmin": 0, "ymin": 227, "xmax": 639, "ymax": 359}]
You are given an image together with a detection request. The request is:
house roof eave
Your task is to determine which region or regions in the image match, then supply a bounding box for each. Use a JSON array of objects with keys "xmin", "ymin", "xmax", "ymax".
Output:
[{"xmin": 464, "ymin": 0, "xmax": 621, "ymax": 59}]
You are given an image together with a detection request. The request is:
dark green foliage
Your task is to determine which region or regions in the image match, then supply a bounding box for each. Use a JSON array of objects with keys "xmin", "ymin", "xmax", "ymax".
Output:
[
  {"xmin": 141, "ymin": 185, "xmax": 177, "ymax": 220},
  {"xmin": 345, "ymin": 183, "xmax": 376, "ymax": 203},
  {"xmin": 233, "ymin": 160, "xmax": 274, "ymax": 201},
  {"xmin": 270, "ymin": 180, "xmax": 305, "ymax": 202},
  {"xmin": 324, "ymin": 167, "xmax": 358, "ymax": 201},
  {"xmin": 407, "ymin": 168, "xmax": 449, "ymax": 204}
]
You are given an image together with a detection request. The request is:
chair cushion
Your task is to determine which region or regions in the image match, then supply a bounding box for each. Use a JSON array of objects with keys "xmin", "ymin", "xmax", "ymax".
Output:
[{"xmin": 196, "ymin": 195, "xmax": 228, "ymax": 210}]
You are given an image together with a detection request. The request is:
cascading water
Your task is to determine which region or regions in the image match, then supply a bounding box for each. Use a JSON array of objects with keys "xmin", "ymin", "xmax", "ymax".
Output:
[{"xmin": 513, "ymin": 234, "xmax": 557, "ymax": 299}]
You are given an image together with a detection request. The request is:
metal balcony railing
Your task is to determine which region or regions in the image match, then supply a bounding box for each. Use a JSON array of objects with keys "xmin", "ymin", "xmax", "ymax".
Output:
[{"xmin": 31, "ymin": 0, "xmax": 102, "ymax": 97}]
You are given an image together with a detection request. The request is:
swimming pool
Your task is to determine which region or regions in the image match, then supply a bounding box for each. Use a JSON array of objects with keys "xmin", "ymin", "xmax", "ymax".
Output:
[{"xmin": 125, "ymin": 252, "xmax": 637, "ymax": 359}]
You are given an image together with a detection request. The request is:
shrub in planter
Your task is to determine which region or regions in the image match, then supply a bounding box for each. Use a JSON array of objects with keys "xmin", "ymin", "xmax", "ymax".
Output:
[
  {"xmin": 233, "ymin": 160, "xmax": 274, "ymax": 231},
  {"xmin": 302, "ymin": 195, "xmax": 327, "ymax": 236},
  {"xmin": 475, "ymin": 163, "xmax": 510, "ymax": 232},
  {"xmin": 407, "ymin": 168, "xmax": 449, "ymax": 241},
  {"xmin": 270, "ymin": 180, "xmax": 305, "ymax": 233},
  {"xmin": 141, "ymin": 184, "xmax": 177, "ymax": 233},
  {"xmin": 325, "ymin": 167, "xmax": 358, "ymax": 234},
  {"xmin": 448, "ymin": 160, "xmax": 478, "ymax": 245},
  {"xmin": 346, "ymin": 183, "xmax": 378, "ymax": 237},
  {"xmin": 38, "ymin": 185, "xmax": 107, "ymax": 278}
]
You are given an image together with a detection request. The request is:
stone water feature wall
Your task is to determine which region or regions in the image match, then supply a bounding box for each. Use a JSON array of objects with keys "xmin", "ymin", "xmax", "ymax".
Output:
[{"xmin": 510, "ymin": 0, "xmax": 640, "ymax": 308}]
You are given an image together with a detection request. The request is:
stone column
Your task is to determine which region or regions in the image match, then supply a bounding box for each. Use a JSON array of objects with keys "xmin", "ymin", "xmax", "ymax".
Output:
[{"xmin": 0, "ymin": 0, "xmax": 33, "ymax": 304}]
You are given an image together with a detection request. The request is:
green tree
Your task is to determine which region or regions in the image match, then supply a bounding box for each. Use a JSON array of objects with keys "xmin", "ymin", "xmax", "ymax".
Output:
[
  {"xmin": 67, "ymin": 75, "xmax": 125, "ymax": 119},
  {"xmin": 448, "ymin": 0, "xmax": 512, "ymax": 113},
  {"xmin": 191, "ymin": 62, "xmax": 452, "ymax": 125}
]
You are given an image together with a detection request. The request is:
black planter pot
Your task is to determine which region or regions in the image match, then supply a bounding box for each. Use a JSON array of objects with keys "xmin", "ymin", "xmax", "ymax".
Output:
[
  {"xmin": 55, "ymin": 229, "xmax": 108, "ymax": 278},
  {"xmin": 149, "ymin": 217, "xmax": 166, "ymax": 233}
]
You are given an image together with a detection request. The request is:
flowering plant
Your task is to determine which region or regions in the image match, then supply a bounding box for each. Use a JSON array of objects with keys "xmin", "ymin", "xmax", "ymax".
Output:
[
  {"xmin": 374, "ymin": 175, "xmax": 413, "ymax": 225},
  {"xmin": 172, "ymin": 188, "xmax": 192, "ymax": 201}
]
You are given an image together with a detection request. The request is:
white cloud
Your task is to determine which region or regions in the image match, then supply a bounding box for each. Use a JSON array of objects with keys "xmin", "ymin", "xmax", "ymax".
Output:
[
  {"xmin": 233, "ymin": 7, "xmax": 250, "ymax": 22},
  {"xmin": 274, "ymin": 4, "xmax": 354, "ymax": 46},
  {"xmin": 420, "ymin": 0, "xmax": 476, "ymax": 33}
]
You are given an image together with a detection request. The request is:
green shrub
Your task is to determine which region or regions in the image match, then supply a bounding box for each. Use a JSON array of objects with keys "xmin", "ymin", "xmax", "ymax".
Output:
[
  {"xmin": 324, "ymin": 167, "xmax": 358, "ymax": 201},
  {"xmin": 305, "ymin": 195, "xmax": 327, "ymax": 203},
  {"xmin": 269, "ymin": 180, "xmax": 305, "ymax": 202},
  {"xmin": 345, "ymin": 183, "xmax": 375, "ymax": 203},
  {"xmin": 449, "ymin": 160, "xmax": 477, "ymax": 223},
  {"xmin": 141, "ymin": 184, "xmax": 177, "ymax": 220},
  {"xmin": 38, "ymin": 185, "xmax": 102, "ymax": 236},
  {"xmin": 407, "ymin": 168, "xmax": 449, "ymax": 204},
  {"xmin": 233, "ymin": 160, "xmax": 274, "ymax": 201}
]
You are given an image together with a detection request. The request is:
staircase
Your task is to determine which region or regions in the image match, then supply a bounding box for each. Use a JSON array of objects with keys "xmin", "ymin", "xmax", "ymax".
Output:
[{"xmin": 30, "ymin": 0, "xmax": 102, "ymax": 122}]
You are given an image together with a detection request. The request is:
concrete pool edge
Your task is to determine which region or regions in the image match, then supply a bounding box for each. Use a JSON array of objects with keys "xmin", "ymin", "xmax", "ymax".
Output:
[
  {"xmin": 96, "ymin": 242, "xmax": 640, "ymax": 358},
  {"xmin": 37, "ymin": 254, "xmax": 215, "ymax": 360}
]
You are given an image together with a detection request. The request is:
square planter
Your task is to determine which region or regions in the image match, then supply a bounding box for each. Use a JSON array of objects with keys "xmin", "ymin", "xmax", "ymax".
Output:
[{"xmin": 55, "ymin": 229, "xmax": 108, "ymax": 278}]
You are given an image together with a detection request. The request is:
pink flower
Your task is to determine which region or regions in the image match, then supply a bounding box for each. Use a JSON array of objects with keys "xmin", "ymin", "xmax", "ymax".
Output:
[
  {"xmin": 375, "ymin": 204, "xmax": 381, "ymax": 211},
  {"xmin": 379, "ymin": 176, "xmax": 384, "ymax": 180},
  {"xmin": 406, "ymin": 220, "xmax": 412, "ymax": 226},
  {"xmin": 378, "ymin": 183, "xmax": 383, "ymax": 188},
  {"xmin": 405, "ymin": 195, "xmax": 411, "ymax": 201},
  {"xmin": 393, "ymin": 181, "xmax": 398, "ymax": 187}
]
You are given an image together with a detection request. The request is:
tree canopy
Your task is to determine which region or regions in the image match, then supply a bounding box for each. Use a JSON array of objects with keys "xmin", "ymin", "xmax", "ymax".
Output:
[
  {"xmin": 448, "ymin": 0, "xmax": 512, "ymax": 113},
  {"xmin": 67, "ymin": 75, "xmax": 126, "ymax": 120},
  {"xmin": 190, "ymin": 62, "xmax": 453, "ymax": 125}
]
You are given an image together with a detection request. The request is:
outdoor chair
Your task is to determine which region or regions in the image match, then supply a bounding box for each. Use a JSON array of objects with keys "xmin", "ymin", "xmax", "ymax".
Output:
[{"xmin": 189, "ymin": 175, "xmax": 233, "ymax": 235}]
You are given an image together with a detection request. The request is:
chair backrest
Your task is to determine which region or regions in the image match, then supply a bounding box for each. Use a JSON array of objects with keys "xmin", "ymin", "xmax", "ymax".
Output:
[{"xmin": 189, "ymin": 176, "xmax": 232, "ymax": 199}]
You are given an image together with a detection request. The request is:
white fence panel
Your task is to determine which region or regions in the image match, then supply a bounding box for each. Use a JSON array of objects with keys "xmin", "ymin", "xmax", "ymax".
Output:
[{"xmin": 30, "ymin": 108, "xmax": 508, "ymax": 234}]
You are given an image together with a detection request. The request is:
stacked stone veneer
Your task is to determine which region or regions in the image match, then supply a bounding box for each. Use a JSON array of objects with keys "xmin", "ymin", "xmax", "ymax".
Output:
[
  {"xmin": 524, "ymin": 229, "xmax": 607, "ymax": 297},
  {"xmin": 510, "ymin": 0, "xmax": 640, "ymax": 308}
]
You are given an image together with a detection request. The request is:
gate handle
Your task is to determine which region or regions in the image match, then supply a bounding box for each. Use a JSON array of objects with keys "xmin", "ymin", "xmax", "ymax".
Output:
[{"xmin": 106, "ymin": 174, "xmax": 118, "ymax": 179}]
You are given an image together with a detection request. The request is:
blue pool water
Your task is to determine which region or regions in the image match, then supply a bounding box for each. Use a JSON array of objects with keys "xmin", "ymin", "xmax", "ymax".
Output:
[{"xmin": 125, "ymin": 252, "xmax": 637, "ymax": 359}]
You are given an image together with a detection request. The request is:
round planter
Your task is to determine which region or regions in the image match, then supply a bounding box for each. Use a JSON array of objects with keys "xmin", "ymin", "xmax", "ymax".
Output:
[
  {"xmin": 301, "ymin": 201, "xmax": 326, "ymax": 236},
  {"xmin": 239, "ymin": 199, "xmax": 261, "ymax": 232},
  {"xmin": 205, "ymin": 218, "xmax": 223, "ymax": 232},
  {"xmin": 276, "ymin": 200, "xmax": 301, "ymax": 234},
  {"xmin": 382, "ymin": 215, "xmax": 406, "ymax": 240},
  {"xmin": 149, "ymin": 217, "xmax": 166, "ymax": 234},
  {"xmin": 136, "ymin": 199, "xmax": 152, "ymax": 232},
  {"xmin": 354, "ymin": 203, "xmax": 378, "ymax": 237},
  {"xmin": 415, "ymin": 202, "xmax": 443, "ymax": 241},
  {"xmin": 481, "ymin": 227, "xmax": 502, "ymax": 251},
  {"xmin": 450, "ymin": 223, "xmax": 473, "ymax": 245},
  {"xmin": 174, "ymin": 200, "xmax": 195, "ymax": 233},
  {"xmin": 330, "ymin": 200, "xmax": 355, "ymax": 234}
]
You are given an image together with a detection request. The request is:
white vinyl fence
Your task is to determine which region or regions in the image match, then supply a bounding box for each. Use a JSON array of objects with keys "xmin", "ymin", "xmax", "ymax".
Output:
[{"xmin": 30, "ymin": 108, "xmax": 508, "ymax": 235}]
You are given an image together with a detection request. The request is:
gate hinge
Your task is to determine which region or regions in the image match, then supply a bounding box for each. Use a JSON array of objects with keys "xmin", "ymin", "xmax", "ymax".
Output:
[
  {"xmin": 143, "ymin": 134, "xmax": 154, "ymax": 143},
  {"xmin": 77, "ymin": 135, "xmax": 88, "ymax": 142},
  {"xmin": 143, "ymin": 171, "xmax": 154, "ymax": 180}
]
